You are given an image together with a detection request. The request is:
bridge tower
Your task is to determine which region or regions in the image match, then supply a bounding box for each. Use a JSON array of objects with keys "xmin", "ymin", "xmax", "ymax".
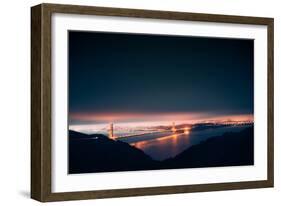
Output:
[
  {"xmin": 108, "ymin": 123, "xmax": 114, "ymax": 139},
  {"xmin": 172, "ymin": 122, "xmax": 177, "ymax": 133}
]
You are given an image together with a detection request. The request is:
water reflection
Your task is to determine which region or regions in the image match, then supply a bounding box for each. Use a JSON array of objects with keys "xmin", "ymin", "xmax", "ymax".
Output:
[
  {"xmin": 128, "ymin": 125, "xmax": 249, "ymax": 161},
  {"xmin": 131, "ymin": 132, "xmax": 191, "ymax": 161}
]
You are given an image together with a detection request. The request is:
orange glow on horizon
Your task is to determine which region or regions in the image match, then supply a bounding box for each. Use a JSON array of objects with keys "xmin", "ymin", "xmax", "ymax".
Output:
[
  {"xmin": 70, "ymin": 112, "xmax": 209, "ymax": 122},
  {"xmin": 70, "ymin": 112, "xmax": 253, "ymax": 124}
]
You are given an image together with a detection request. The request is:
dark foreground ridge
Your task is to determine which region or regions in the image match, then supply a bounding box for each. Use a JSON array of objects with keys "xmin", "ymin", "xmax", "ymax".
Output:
[
  {"xmin": 68, "ymin": 131, "xmax": 157, "ymax": 173},
  {"xmin": 69, "ymin": 127, "xmax": 254, "ymax": 174}
]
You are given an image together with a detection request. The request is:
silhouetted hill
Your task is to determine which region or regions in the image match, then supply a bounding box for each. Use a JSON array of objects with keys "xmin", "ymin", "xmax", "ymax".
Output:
[
  {"xmin": 162, "ymin": 126, "xmax": 254, "ymax": 169},
  {"xmin": 69, "ymin": 127, "xmax": 254, "ymax": 174},
  {"xmin": 69, "ymin": 130, "xmax": 157, "ymax": 173},
  {"xmin": 69, "ymin": 130, "xmax": 89, "ymax": 139},
  {"xmin": 69, "ymin": 130, "xmax": 109, "ymax": 140}
]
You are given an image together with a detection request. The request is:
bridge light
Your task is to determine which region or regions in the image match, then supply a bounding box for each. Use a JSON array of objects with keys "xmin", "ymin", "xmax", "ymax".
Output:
[{"xmin": 184, "ymin": 127, "xmax": 190, "ymax": 134}]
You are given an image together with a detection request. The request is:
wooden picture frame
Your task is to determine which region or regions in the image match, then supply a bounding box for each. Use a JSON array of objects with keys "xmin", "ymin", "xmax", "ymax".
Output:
[{"xmin": 31, "ymin": 3, "xmax": 274, "ymax": 202}]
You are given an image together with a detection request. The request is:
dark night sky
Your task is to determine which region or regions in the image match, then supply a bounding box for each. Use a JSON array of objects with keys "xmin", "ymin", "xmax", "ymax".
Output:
[{"xmin": 68, "ymin": 31, "xmax": 253, "ymax": 121}]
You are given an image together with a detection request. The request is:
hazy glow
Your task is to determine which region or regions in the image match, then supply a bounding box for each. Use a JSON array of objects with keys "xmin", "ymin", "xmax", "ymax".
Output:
[
  {"xmin": 70, "ymin": 112, "xmax": 210, "ymax": 123},
  {"xmin": 70, "ymin": 112, "xmax": 253, "ymax": 124},
  {"xmin": 69, "ymin": 112, "xmax": 253, "ymax": 134}
]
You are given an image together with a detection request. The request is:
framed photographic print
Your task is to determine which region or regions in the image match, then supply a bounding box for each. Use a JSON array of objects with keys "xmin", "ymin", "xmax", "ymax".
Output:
[{"xmin": 31, "ymin": 3, "xmax": 274, "ymax": 202}]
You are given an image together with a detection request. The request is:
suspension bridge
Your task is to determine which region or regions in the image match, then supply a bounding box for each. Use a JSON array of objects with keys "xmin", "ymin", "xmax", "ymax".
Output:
[{"xmin": 94, "ymin": 122, "xmax": 189, "ymax": 140}]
